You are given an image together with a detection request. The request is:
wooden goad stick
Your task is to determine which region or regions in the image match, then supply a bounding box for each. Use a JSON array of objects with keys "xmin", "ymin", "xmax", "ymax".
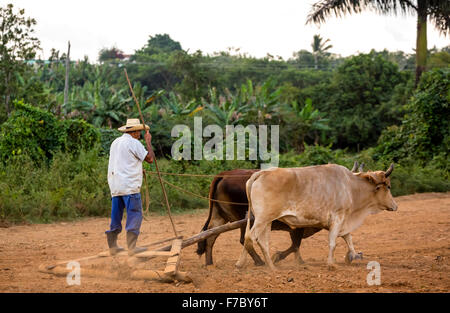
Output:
[{"xmin": 124, "ymin": 69, "xmax": 178, "ymax": 238}]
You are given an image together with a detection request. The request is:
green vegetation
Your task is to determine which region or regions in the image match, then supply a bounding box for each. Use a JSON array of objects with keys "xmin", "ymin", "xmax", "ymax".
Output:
[
  {"xmin": 0, "ymin": 148, "xmax": 109, "ymax": 223},
  {"xmin": 2, "ymin": 144, "xmax": 448, "ymax": 223},
  {"xmin": 0, "ymin": 100, "xmax": 100, "ymax": 164},
  {"xmin": 375, "ymin": 68, "xmax": 449, "ymax": 168},
  {"xmin": 0, "ymin": 3, "xmax": 448, "ymax": 224},
  {"xmin": 306, "ymin": 0, "xmax": 450, "ymax": 85}
]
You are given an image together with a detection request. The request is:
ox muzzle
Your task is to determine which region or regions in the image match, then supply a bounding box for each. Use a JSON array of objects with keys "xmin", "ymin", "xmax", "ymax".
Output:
[{"xmin": 386, "ymin": 201, "xmax": 398, "ymax": 211}]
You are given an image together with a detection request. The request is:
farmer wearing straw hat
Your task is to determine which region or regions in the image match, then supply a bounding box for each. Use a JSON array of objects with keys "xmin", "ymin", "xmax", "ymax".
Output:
[{"xmin": 105, "ymin": 118, "xmax": 154, "ymax": 256}]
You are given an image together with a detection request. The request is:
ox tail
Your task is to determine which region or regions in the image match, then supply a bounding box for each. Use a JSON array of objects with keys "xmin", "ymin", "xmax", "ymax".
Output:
[
  {"xmin": 196, "ymin": 175, "xmax": 223, "ymax": 256},
  {"xmin": 244, "ymin": 170, "xmax": 265, "ymax": 240}
]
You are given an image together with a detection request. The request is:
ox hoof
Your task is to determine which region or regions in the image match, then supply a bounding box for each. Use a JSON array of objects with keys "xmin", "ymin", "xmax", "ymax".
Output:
[
  {"xmin": 235, "ymin": 261, "xmax": 246, "ymax": 269},
  {"xmin": 297, "ymin": 257, "xmax": 306, "ymax": 265},
  {"xmin": 345, "ymin": 252, "xmax": 364, "ymax": 265},
  {"xmin": 327, "ymin": 264, "xmax": 337, "ymax": 271},
  {"xmin": 271, "ymin": 252, "xmax": 282, "ymax": 264},
  {"xmin": 344, "ymin": 252, "xmax": 352, "ymax": 264}
]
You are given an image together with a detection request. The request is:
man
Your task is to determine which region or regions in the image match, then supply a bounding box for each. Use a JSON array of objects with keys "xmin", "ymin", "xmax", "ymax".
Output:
[{"xmin": 105, "ymin": 118, "xmax": 154, "ymax": 256}]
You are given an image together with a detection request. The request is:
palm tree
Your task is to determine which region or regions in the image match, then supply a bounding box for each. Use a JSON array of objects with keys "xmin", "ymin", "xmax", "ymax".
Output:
[
  {"xmin": 306, "ymin": 0, "xmax": 450, "ymax": 86},
  {"xmin": 311, "ymin": 34, "xmax": 333, "ymax": 69}
]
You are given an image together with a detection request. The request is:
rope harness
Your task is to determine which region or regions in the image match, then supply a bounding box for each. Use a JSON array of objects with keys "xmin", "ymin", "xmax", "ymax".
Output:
[{"xmin": 142, "ymin": 170, "xmax": 250, "ymax": 209}]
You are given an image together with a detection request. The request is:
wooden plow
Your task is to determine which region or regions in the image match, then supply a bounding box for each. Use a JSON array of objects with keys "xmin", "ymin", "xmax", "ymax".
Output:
[{"xmin": 39, "ymin": 219, "xmax": 246, "ymax": 284}]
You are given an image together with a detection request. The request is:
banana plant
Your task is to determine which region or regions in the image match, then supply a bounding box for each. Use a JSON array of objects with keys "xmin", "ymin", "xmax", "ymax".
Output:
[
  {"xmin": 285, "ymin": 98, "xmax": 330, "ymax": 152},
  {"xmin": 59, "ymin": 79, "xmax": 131, "ymax": 128},
  {"xmin": 203, "ymin": 87, "xmax": 246, "ymax": 128},
  {"xmin": 239, "ymin": 79, "xmax": 282, "ymax": 124},
  {"xmin": 160, "ymin": 91, "xmax": 200, "ymax": 116}
]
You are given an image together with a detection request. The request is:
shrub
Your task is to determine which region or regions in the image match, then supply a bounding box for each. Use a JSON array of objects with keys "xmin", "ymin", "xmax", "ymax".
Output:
[
  {"xmin": 98, "ymin": 127, "xmax": 122, "ymax": 155},
  {"xmin": 0, "ymin": 100, "xmax": 64, "ymax": 164},
  {"xmin": 61, "ymin": 119, "xmax": 100, "ymax": 155},
  {"xmin": 0, "ymin": 100, "xmax": 100, "ymax": 164},
  {"xmin": 279, "ymin": 144, "xmax": 340, "ymax": 167}
]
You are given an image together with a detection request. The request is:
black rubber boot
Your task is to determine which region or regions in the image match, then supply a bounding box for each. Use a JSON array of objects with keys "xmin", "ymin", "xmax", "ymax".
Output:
[
  {"xmin": 106, "ymin": 231, "xmax": 124, "ymax": 256},
  {"xmin": 126, "ymin": 232, "xmax": 146, "ymax": 256}
]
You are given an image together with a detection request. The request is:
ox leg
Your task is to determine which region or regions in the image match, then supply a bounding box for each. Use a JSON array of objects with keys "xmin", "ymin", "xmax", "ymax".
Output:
[
  {"xmin": 236, "ymin": 246, "xmax": 248, "ymax": 269},
  {"xmin": 256, "ymin": 223, "xmax": 276, "ymax": 271},
  {"xmin": 241, "ymin": 224, "xmax": 265, "ymax": 266},
  {"xmin": 245, "ymin": 220, "xmax": 276, "ymax": 271},
  {"xmin": 236, "ymin": 214, "xmax": 254, "ymax": 269},
  {"xmin": 327, "ymin": 223, "xmax": 341, "ymax": 270},
  {"xmin": 272, "ymin": 228, "xmax": 305, "ymax": 264},
  {"xmin": 236, "ymin": 221, "xmax": 252, "ymax": 269},
  {"xmin": 204, "ymin": 213, "xmax": 227, "ymax": 266},
  {"xmin": 342, "ymin": 233, "xmax": 363, "ymax": 264},
  {"xmin": 236, "ymin": 220, "xmax": 271, "ymax": 269}
]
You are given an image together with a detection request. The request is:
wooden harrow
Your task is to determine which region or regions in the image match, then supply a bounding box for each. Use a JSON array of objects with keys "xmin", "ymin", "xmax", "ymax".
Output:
[{"xmin": 39, "ymin": 219, "xmax": 246, "ymax": 284}]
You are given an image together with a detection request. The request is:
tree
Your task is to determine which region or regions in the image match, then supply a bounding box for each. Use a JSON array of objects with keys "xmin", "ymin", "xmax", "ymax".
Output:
[
  {"xmin": 169, "ymin": 50, "xmax": 215, "ymax": 101},
  {"xmin": 98, "ymin": 47, "xmax": 126, "ymax": 63},
  {"xmin": 292, "ymin": 49, "xmax": 316, "ymax": 68},
  {"xmin": 306, "ymin": 0, "xmax": 450, "ymax": 86},
  {"xmin": 135, "ymin": 33, "xmax": 182, "ymax": 56},
  {"xmin": 0, "ymin": 3, "xmax": 41, "ymax": 117},
  {"xmin": 314, "ymin": 52, "xmax": 408, "ymax": 150},
  {"xmin": 375, "ymin": 68, "xmax": 449, "ymax": 166},
  {"xmin": 129, "ymin": 34, "xmax": 183, "ymax": 95},
  {"xmin": 311, "ymin": 34, "xmax": 333, "ymax": 69}
]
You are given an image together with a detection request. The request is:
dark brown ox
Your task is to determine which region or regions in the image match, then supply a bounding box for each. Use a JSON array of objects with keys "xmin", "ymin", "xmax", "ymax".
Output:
[
  {"xmin": 196, "ymin": 169, "xmax": 322, "ymax": 266},
  {"xmin": 237, "ymin": 163, "xmax": 397, "ymax": 271}
]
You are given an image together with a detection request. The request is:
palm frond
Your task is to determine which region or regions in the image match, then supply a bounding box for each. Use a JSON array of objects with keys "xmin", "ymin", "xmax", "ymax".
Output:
[
  {"xmin": 306, "ymin": 0, "xmax": 416, "ymax": 25},
  {"xmin": 428, "ymin": 0, "xmax": 450, "ymax": 35}
]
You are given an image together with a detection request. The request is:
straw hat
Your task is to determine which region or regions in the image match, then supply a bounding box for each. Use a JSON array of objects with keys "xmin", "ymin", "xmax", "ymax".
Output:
[{"xmin": 118, "ymin": 118, "xmax": 150, "ymax": 132}]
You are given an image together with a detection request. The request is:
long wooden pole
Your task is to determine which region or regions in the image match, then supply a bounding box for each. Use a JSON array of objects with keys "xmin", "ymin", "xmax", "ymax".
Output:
[
  {"xmin": 135, "ymin": 219, "xmax": 247, "ymax": 258},
  {"xmin": 62, "ymin": 41, "xmax": 70, "ymax": 116},
  {"xmin": 124, "ymin": 69, "xmax": 178, "ymax": 238}
]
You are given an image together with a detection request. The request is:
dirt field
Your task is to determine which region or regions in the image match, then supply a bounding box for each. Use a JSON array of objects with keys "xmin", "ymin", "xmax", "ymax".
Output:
[{"xmin": 0, "ymin": 192, "xmax": 449, "ymax": 293}]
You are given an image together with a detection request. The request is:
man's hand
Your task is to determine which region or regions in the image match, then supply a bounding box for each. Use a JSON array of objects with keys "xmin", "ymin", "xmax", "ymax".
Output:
[
  {"xmin": 144, "ymin": 151, "xmax": 154, "ymax": 164},
  {"xmin": 144, "ymin": 132, "xmax": 152, "ymax": 146},
  {"xmin": 144, "ymin": 131, "xmax": 154, "ymax": 164}
]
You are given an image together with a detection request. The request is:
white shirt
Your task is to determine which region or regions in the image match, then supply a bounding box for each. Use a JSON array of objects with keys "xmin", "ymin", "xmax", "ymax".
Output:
[{"xmin": 107, "ymin": 133, "xmax": 148, "ymax": 197}]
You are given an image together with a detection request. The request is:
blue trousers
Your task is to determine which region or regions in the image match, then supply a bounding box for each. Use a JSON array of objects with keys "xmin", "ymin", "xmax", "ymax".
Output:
[{"xmin": 105, "ymin": 193, "xmax": 143, "ymax": 236}]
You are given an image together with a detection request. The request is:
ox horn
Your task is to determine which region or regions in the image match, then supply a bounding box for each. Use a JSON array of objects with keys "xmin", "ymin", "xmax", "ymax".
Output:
[
  {"xmin": 358, "ymin": 163, "xmax": 365, "ymax": 173},
  {"xmin": 351, "ymin": 161, "xmax": 359, "ymax": 172},
  {"xmin": 385, "ymin": 163, "xmax": 394, "ymax": 178}
]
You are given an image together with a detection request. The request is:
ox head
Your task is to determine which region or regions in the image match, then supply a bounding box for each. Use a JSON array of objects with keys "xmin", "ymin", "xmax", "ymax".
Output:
[{"xmin": 355, "ymin": 164, "xmax": 398, "ymax": 212}]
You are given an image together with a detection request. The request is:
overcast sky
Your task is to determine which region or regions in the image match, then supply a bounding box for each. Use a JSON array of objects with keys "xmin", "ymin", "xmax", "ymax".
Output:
[{"xmin": 8, "ymin": 0, "xmax": 450, "ymax": 62}]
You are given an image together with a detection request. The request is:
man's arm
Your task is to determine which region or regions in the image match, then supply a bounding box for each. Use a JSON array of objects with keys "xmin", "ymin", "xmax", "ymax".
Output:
[{"xmin": 144, "ymin": 132, "xmax": 154, "ymax": 164}]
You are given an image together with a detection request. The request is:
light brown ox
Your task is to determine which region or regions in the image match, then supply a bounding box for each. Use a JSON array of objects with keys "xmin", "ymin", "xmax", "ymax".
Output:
[
  {"xmin": 236, "ymin": 163, "xmax": 397, "ymax": 270},
  {"xmin": 197, "ymin": 162, "xmax": 364, "ymax": 266}
]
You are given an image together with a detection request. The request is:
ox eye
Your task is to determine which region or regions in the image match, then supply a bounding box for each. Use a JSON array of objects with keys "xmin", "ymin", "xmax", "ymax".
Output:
[{"xmin": 387, "ymin": 185, "xmax": 391, "ymax": 189}]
